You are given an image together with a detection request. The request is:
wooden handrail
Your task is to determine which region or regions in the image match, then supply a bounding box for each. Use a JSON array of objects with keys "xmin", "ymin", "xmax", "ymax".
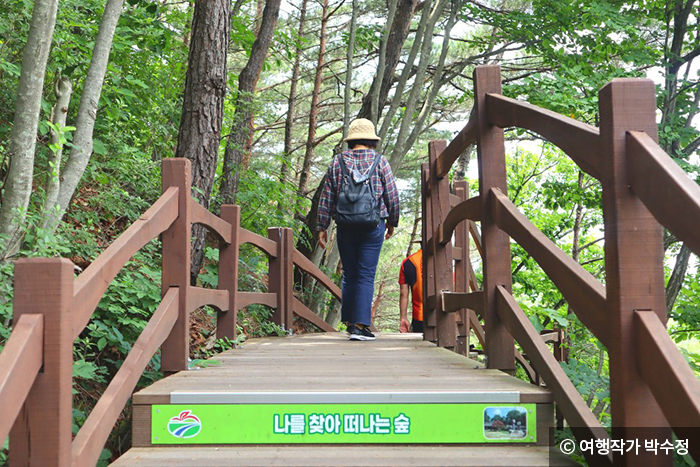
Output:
[
  {"xmin": 73, "ymin": 187, "xmax": 179, "ymax": 338},
  {"xmin": 496, "ymin": 286, "xmax": 611, "ymax": 466},
  {"xmin": 634, "ymin": 310, "xmax": 700, "ymax": 461},
  {"xmin": 627, "ymin": 131, "xmax": 700, "ymax": 257},
  {"xmin": 468, "ymin": 310, "xmax": 540, "ymax": 386},
  {"xmin": 292, "ymin": 249, "xmax": 342, "ymax": 301},
  {"xmin": 434, "ymin": 109, "xmax": 477, "ymax": 178},
  {"xmin": 485, "ymin": 93, "xmax": 602, "ymax": 179},
  {"xmin": 190, "ymin": 200, "xmax": 233, "ymax": 244},
  {"xmin": 0, "ymin": 314, "xmax": 43, "ymax": 442},
  {"xmin": 468, "ymin": 220, "xmax": 482, "ymax": 257},
  {"xmin": 237, "ymin": 291, "xmax": 278, "ymax": 309},
  {"xmin": 239, "ymin": 228, "xmax": 278, "ymax": 258},
  {"xmin": 292, "ymin": 298, "xmax": 336, "ymax": 332},
  {"xmin": 438, "ymin": 195, "xmax": 482, "ymax": 245},
  {"xmin": 187, "ymin": 286, "xmax": 229, "ymax": 313},
  {"xmin": 72, "ymin": 288, "xmax": 179, "ymax": 466},
  {"xmin": 490, "ymin": 188, "xmax": 610, "ymax": 346},
  {"xmin": 441, "ymin": 291, "xmax": 483, "ymax": 314}
]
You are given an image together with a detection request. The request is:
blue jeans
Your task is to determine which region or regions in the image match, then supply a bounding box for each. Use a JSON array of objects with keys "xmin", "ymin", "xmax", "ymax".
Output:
[{"xmin": 336, "ymin": 220, "xmax": 385, "ymax": 327}]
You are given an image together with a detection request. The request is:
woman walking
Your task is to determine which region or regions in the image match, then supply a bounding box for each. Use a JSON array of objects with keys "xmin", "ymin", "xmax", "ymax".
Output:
[{"xmin": 317, "ymin": 119, "xmax": 399, "ymax": 341}]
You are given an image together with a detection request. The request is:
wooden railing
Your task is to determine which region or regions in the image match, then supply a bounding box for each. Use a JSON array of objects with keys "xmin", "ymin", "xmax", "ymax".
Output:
[
  {"xmin": 0, "ymin": 158, "xmax": 337, "ymax": 465},
  {"xmin": 423, "ymin": 65, "xmax": 700, "ymax": 464}
]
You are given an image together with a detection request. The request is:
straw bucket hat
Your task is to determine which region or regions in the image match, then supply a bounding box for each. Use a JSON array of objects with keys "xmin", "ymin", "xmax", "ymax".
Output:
[{"xmin": 344, "ymin": 118, "xmax": 380, "ymax": 142}]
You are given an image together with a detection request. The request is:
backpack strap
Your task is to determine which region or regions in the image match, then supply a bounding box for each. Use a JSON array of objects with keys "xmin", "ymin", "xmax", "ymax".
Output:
[{"xmin": 343, "ymin": 151, "xmax": 382, "ymax": 183}]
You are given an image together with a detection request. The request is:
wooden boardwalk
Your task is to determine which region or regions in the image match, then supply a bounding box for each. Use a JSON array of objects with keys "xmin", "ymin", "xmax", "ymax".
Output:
[{"xmin": 113, "ymin": 333, "xmax": 576, "ymax": 466}]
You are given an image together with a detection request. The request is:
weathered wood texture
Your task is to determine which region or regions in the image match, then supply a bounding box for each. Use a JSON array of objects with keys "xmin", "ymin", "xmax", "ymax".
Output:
[
  {"xmin": 237, "ymin": 292, "xmax": 278, "ymax": 309},
  {"xmin": 453, "ymin": 181, "xmax": 470, "ymax": 356},
  {"xmin": 292, "ymin": 298, "xmax": 336, "ymax": 332},
  {"xmin": 0, "ymin": 314, "xmax": 43, "ymax": 443},
  {"xmin": 490, "ymin": 188, "xmax": 609, "ymax": 346},
  {"xmin": 634, "ymin": 310, "xmax": 700, "ymax": 462},
  {"xmin": 71, "ymin": 289, "xmax": 179, "ymax": 466},
  {"xmin": 292, "ymin": 249, "xmax": 342, "ymax": 301},
  {"xmin": 189, "ymin": 200, "xmax": 232, "ymax": 244},
  {"xmin": 114, "ymin": 445, "xmax": 577, "ymax": 466},
  {"xmin": 496, "ymin": 287, "xmax": 611, "ymax": 466},
  {"xmin": 11, "ymin": 259, "xmax": 74, "ymax": 466},
  {"xmin": 627, "ymin": 130, "xmax": 700, "ymax": 257},
  {"xmin": 239, "ymin": 228, "xmax": 278, "ymax": 257},
  {"xmin": 218, "ymin": 205, "xmax": 239, "ymax": 340},
  {"xmin": 441, "ymin": 291, "xmax": 483, "ymax": 314},
  {"xmin": 132, "ymin": 334, "xmax": 553, "ymax": 407},
  {"xmin": 187, "ymin": 286, "xmax": 228, "ymax": 313},
  {"xmin": 73, "ymin": 187, "xmax": 178, "ymax": 338},
  {"xmin": 474, "ymin": 65, "xmax": 514, "ymax": 371},
  {"xmin": 469, "ymin": 220, "xmax": 482, "ymax": 257},
  {"xmin": 160, "ymin": 159, "xmax": 191, "ymax": 372},
  {"xmin": 421, "ymin": 163, "xmax": 437, "ymax": 340},
  {"xmin": 428, "ymin": 140, "xmax": 456, "ymax": 349},
  {"xmin": 435, "ymin": 109, "xmax": 477, "ymax": 178},
  {"xmin": 598, "ymin": 80, "xmax": 669, "ymax": 465},
  {"xmin": 268, "ymin": 228, "xmax": 294, "ymax": 329},
  {"xmin": 485, "ymin": 93, "xmax": 601, "ymax": 179},
  {"xmin": 439, "ymin": 194, "xmax": 482, "ymax": 245}
]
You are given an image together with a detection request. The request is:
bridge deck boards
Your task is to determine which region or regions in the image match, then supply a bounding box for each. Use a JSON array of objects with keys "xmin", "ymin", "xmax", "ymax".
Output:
[
  {"xmin": 120, "ymin": 333, "xmax": 565, "ymax": 465},
  {"xmin": 133, "ymin": 333, "xmax": 552, "ymax": 405},
  {"xmin": 111, "ymin": 445, "xmax": 577, "ymax": 466}
]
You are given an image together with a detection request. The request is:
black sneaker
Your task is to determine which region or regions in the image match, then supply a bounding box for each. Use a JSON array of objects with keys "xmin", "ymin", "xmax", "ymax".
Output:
[
  {"xmin": 346, "ymin": 324, "xmax": 357, "ymax": 335},
  {"xmin": 349, "ymin": 326, "xmax": 375, "ymax": 341}
]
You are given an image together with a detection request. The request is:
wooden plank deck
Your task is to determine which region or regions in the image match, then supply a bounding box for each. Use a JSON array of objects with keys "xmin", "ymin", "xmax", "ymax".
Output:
[
  {"xmin": 112, "ymin": 445, "xmax": 577, "ymax": 466},
  {"xmin": 117, "ymin": 333, "xmax": 571, "ymax": 465},
  {"xmin": 133, "ymin": 333, "xmax": 552, "ymax": 405}
]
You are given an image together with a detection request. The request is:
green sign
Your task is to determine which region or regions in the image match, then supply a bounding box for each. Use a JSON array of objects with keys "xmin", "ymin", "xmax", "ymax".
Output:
[{"xmin": 152, "ymin": 404, "xmax": 536, "ymax": 444}]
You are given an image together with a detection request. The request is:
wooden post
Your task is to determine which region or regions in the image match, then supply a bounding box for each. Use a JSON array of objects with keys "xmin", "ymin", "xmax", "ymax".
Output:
[
  {"xmin": 553, "ymin": 327, "xmax": 564, "ymax": 430},
  {"xmin": 428, "ymin": 140, "xmax": 456, "ymax": 349},
  {"xmin": 454, "ymin": 180, "xmax": 470, "ymax": 356},
  {"xmin": 218, "ymin": 205, "xmax": 240, "ymax": 341},
  {"xmin": 474, "ymin": 65, "xmax": 514, "ymax": 371},
  {"xmin": 161, "ymin": 158, "xmax": 191, "ymax": 372},
  {"xmin": 421, "ymin": 162, "xmax": 437, "ymax": 342},
  {"xmin": 268, "ymin": 228, "xmax": 293, "ymax": 331},
  {"xmin": 282, "ymin": 228, "xmax": 294, "ymax": 329},
  {"xmin": 599, "ymin": 79, "xmax": 670, "ymax": 465},
  {"xmin": 11, "ymin": 259, "xmax": 73, "ymax": 466}
]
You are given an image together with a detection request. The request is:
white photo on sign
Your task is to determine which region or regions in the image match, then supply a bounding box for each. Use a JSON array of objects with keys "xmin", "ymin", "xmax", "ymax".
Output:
[{"xmin": 483, "ymin": 407, "xmax": 527, "ymax": 440}]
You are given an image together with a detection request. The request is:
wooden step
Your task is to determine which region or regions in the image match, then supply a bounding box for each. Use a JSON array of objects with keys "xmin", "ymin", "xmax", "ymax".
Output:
[
  {"xmin": 111, "ymin": 445, "xmax": 578, "ymax": 466},
  {"xmin": 130, "ymin": 333, "xmax": 555, "ymax": 449}
]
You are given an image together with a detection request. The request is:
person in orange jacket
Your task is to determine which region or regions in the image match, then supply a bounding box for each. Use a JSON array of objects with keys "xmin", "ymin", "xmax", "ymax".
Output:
[{"xmin": 398, "ymin": 249, "xmax": 423, "ymax": 333}]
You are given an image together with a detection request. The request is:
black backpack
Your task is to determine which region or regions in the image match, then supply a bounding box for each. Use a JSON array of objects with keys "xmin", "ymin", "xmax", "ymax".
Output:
[{"xmin": 335, "ymin": 152, "xmax": 382, "ymax": 228}]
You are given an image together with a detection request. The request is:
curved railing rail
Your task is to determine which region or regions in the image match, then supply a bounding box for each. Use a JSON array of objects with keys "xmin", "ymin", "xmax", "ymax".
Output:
[
  {"xmin": 0, "ymin": 314, "xmax": 43, "ymax": 443},
  {"xmin": 423, "ymin": 65, "xmax": 700, "ymax": 464},
  {"xmin": 0, "ymin": 158, "xmax": 340, "ymax": 465}
]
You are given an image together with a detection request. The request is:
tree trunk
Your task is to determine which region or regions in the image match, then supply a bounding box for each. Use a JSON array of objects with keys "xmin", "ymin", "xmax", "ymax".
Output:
[
  {"xmin": 280, "ymin": 0, "xmax": 309, "ymax": 184},
  {"xmin": 220, "ymin": 0, "xmax": 282, "ymax": 205},
  {"xmin": 40, "ymin": 77, "xmax": 73, "ymax": 230},
  {"xmin": 0, "ymin": 0, "xmax": 59, "ymax": 257},
  {"xmin": 406, "ymin": 201, "xmax": 420, "ymax": 257},
  {"xmin": 342, "ymin": 0, "xmax": 358, "ymax": 141},
  {"xmin": 399, "ymin": 0, "xmax": 459, "ymax": 159},
  {"xmin": 666, "ymin": 243, "xmax": 691, "ymax": 311},
  {"xmin": 297, "ymin": 0, "xmax": 330, "ymax": 198},
  {"xmin": 387, "ymin": 0, "xmax": 448, "ymax": 167},
  {"xmin": 176, "ymin": 0, "xmax": 231, "ymax": 285},
  {"xmin": 379, "ymin": 0, "xmax": 432, "ymax": 143},
  {"xmin": 369, "ymin": 0, "xmax": 398, "ymax": 123},
  {"xmin": 357, "ymin": 0, "xmax": 418, "ymax": 121},
  {"xmin": 43, "ymin": 0, "xmax": 125, "ymax": 236}
]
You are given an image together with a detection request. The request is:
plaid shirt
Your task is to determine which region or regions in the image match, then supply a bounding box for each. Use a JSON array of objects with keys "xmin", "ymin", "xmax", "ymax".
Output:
[{"xmin": 317, "ymin": 149, "xmax": 400, "ymax": 231}]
